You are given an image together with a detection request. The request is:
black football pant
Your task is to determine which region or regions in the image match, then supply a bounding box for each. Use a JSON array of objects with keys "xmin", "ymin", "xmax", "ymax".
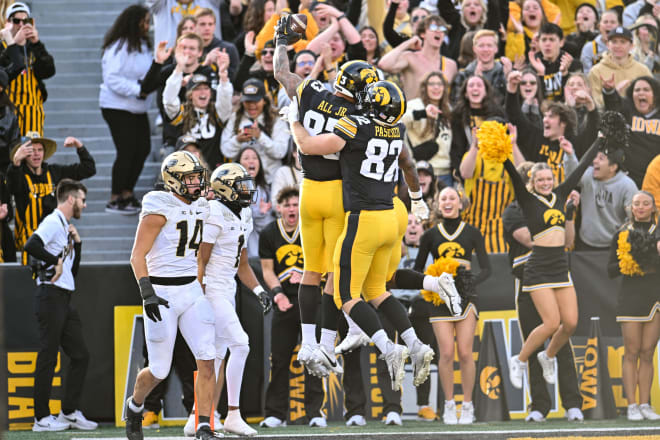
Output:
[
  {"xmin": 143, "ymin": 331, "xmax": 196, "ymax": 415},
  {"xmin": 263, "ymin": 303, "xmax": 323, "ymax": 422},
  {"xmin": 101, "ymin": 108, "xmax": 151, "ymax": 196},
  {"xmin": 33, "ymin": 285, "xmax": 90, "ymax": 420},
  {"xmin": 516, "ymin": 279, "xmax": 582, "ymax": 415}
]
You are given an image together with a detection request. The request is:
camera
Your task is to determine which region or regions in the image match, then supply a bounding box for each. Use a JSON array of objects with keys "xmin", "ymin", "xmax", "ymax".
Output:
[{"xmin": 28, "ymin": 255, "xmax": 55, "ymax": 282}]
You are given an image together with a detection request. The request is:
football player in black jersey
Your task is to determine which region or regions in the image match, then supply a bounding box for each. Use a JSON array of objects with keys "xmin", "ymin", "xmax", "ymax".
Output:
[
  {"xmin": 274, "ymin": 18, "xmax": 381, "ymax": 376},
  {"xmin": 289, "ymin": 80, "xmax": 445, "ymax": 392}
]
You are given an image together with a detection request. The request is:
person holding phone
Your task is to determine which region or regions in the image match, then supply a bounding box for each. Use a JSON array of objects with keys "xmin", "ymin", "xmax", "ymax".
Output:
[{"xmin": 0, "ymin": 2, "xmax": 55, "ymax": 136}]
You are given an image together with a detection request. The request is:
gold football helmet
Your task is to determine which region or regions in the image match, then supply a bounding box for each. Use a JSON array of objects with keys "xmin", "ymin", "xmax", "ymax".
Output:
[
  {"xmin": 210, "ymin": 163, "xmax": 257, "ymax": 207},
  {"xmin": 161, "ymin": 151, "xmax": 206, "ymax": 201}
]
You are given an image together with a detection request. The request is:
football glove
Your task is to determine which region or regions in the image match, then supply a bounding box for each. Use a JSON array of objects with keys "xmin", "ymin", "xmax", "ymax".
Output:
[
  {"xmin": 254, "ymin": 286, "xmax": 273, "ymax": 314},
  {"xmin": 138, "ymin": 277, "xmax": 170, "ymax": 322},
  {"xmin": 274, "ymin": 15, "xmax": 302, "ymax": 46},
  {"xmin": 410, "ymin": 198, "xmax": 430, "ymax": 222},
  {"xmin": 279, "ymin": 96, "xmax": 299, "ymax": 123}
]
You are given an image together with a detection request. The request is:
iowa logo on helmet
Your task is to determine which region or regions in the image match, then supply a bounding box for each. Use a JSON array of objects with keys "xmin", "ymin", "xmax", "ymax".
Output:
[
  {"xmin": 276, "ymin": 244, "xmax": 304, "ymax": 267},
  {"xmin": 479, "ymin": 366, "xmax": 502, "ymax": 399},
  {"xmin": 373, "ymin": 86, "xmax": 391, "ymax": 106},
  {"xmin": 360, "ymin": 68, "xmax": 377, "ymax": 85},
  {"xmin": 437, "ymin": 242, "xmax": 465, "ymax": 259},
  {"xmin": 543, "ymin": 209, "xmax": 565, "ymax": 225}
]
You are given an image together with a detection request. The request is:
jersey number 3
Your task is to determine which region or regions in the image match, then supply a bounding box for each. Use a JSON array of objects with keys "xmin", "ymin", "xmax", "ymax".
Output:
[
  {"xmin": 360, "ymin": 139, "xmax": 402, "ymax": 182},
  {"xmin": 175, "ymin": 220, "xmax": 203, "ymax": 257}
]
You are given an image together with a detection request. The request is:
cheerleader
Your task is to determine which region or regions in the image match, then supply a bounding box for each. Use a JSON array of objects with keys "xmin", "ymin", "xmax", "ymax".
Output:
[
  {"xmin": 607, "ymin": 191, "xmax": 660, "ymax": 421},
  {"xmin": 414, "ymin": 186, "xmax": 491, "ymax": 425},
  {"xmin": 502, "ymin": 132, "xmax": 601, "ymax": 390}
]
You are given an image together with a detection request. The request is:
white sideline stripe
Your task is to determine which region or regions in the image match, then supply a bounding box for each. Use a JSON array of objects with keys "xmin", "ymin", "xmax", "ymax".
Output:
[{"xmin": 71, "ymin": 426, "xmax": 660, "ymax": 439}]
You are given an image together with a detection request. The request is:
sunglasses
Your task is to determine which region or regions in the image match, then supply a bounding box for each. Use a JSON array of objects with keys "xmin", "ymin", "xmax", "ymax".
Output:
[
  {"xmin": 412, "ymin": 15, "xmax": 425, "ymax": 23},
  {"xmin": 520, "ymin": 80, "xmax": 537, "ymax": 86},
  {"xmin": 12, "ymin": 17, "xmax": 32, "ymax": 25},
  {"xmin": 261, "ymin": 49, "xmax": 274, "ymax": 56},
  {"xmin": 428, "ymin": 23, "xmax": 447, "ymax": 32},
  {"xmin": 297, "ymin": 60, "xmax": 315, "ymax": 67}
]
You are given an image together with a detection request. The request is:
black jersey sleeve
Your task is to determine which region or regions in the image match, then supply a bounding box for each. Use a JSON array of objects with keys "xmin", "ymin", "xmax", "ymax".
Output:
[
  {"xmin": 556, "ymin": 137, "xmax": 602, "ymax": 198},
  {"xmin": 258, "ymin": 221, "xmax": 276, "ymax": 259},
  {"xmin": 472, "ymin": 231, "xmax": 491, "ymax": 284},
  {"xmin": 503, "ymin": 159, "xmax": 533, "ymax": 206},
  {"xmin": 414, "ymin": 228, "xmax": 434, "ymax": 272}
]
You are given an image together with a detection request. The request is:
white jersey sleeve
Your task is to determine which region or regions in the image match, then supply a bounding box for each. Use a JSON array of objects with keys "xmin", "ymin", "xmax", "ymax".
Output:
[
  {"xmin": 141, "ymin": 191, "xmax": 206, "ymax": 277},
  {"xmin": 204, "ymin": 200, "xmax": 253, "ymax": 283}
]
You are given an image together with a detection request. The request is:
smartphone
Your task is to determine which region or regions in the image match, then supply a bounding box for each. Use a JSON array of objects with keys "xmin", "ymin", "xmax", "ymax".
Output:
[{"xmin": 24, "ymin": 17, "xmax": 33, "ymax": 25}]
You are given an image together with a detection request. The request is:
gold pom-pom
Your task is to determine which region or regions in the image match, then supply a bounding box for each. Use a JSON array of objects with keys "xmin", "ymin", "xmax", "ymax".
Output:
[
  {"xmin": 477, "ymin": 121, "xmax": 512, "ymax": 163},
  {"xmin": 420, "ymin": 258, "xmax": 460, "ymax": 305},
  {"xmin": 617, "ymin": 230, "xmax": 645, "ymax": 276}
]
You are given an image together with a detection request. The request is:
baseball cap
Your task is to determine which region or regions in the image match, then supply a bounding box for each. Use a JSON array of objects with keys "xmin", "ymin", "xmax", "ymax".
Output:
[
  {"xmin": 186, "ymin": 73, "xmax": 211, "ymax": 92},
  {"xmin": 175, "ymin": 135, "xmax": 200, "ymax": 151},
  {"xmin": 6, "ymin": 2, "xmax": 30, "ymax": 19},
  {"xmin": 608, "ymin": 26, "xmax": 633, "ymax": 42},
  {"xmin": 416, "ymin": 160, "xmax": 435, "ymax": 178},
  {"xmin": 240, "ymin": 79, "xmax": 266, "ymax": 102}
]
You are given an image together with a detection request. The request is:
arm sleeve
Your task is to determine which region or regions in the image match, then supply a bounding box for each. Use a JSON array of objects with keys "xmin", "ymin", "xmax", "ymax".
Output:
[
  {"xmin": 505, "ymin": 91, "xmax": 540, "ymax": 159},
  {"xmin": 31, "ymin": 41, "xmax": 56, "ymax": 80},
  {"xmin": 556, "ymin": 137, "xmax": 602, "ymax": 198},
  {"xmin": 450, "ymin": 121, "xmax": 468, "ymax": 178},
  {"xmin": 71, "ymin": 242, "xmax": 82, "ymax": 277},
  {"xmin": 414, "ymin": 231, "xmax": 432, "ymax": 272},
  {"xmin": 232, "ymin": 53, "xmax": 256, "ymax": 90},
  {"xmin": 346, "ymin": 41, "xmax": 367, "ymax": 61},
  {"xmin": 503, "ymin": 158, "xmax": 533, "ymax": 205},
  {"xmin": 411, "ymin": 140, "xmax": 440, "ymax": 161},
  {"xmin": 346, "ymin": 0, "xmax": 362, "ymax": 26},
  {"xmin": 473, "ymin": 234, "xmax": 491, "ymax": 285},
  {"xmin": 1, "ymin": 44, "xmax": 25, "ymax": 80},
  {"xmin": 607, "ymin": 231, "xmax": 621, "ymax": 278},
  {"xmin": 574, "ymin": 108, "xmax": 599, "ymax": 158},
  {"xmin": 162, "ymin": 69, "xmax": 183, "ymax": 120},
  {"xmin": 57, "ymin": 147, "xmax": 96, "ymax": 180},
  {"xmin": 215, "ymin": 79, "xmax": 234, "ymax": 123},
  {"xmin": 24, "ymin": 233, "xmax": 59, "ymax": 266},
  {"xmin": 383, "ymin": 0, "xmax": 406, "ymax": 48},
  {"xmin": 563, "ymin": 151, "xmax": 578, "ymax": 176}
]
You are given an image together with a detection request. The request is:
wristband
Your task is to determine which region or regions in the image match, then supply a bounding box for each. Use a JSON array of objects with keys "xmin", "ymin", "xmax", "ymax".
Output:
[
  {"xmin": 138, "ymin": 277, "xmax": 155, "ymax": 300},
  {"xmin": 272, "ymin": 286, "xmax": 284, "ymax": 296},
  {"xmin": 202, "ymin": 276, "xmax": 207, "ymax": 285},
  {"xmin": 409, "ymin": 189, "xmax": 423, "ymax": 201},
  {"xmin": 253, "ymin": 285, "xmax": 266, "ymax": 296},
  {"xmin": 338, "ymin": 14, "xmax": 347, "ymax": 20}
]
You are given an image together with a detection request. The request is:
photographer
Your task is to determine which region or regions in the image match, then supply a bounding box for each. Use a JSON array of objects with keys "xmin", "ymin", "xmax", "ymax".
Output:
[
  {"xmin": 6, "ymin": 133, "xmax": 96, "ymax": 264},
  {"xmin": 23, "ymin": 179, "xmax": 97, "ymax": 432}
]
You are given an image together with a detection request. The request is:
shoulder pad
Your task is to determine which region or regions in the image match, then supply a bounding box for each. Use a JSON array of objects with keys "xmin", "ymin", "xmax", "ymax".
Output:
[{"xmin": 140, "ymin": 191, "xmax": 178, "ymax": 220}]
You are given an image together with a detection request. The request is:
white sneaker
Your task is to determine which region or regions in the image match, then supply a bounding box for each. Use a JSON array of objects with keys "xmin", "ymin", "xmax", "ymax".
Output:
[
  {"xmin": 409, "ymin": 342, "xmax": 434, "ymax": 386},
  {"xmin": 566, "ymin": 407, "xmax": 584, "ymax": 422},
  {"xmin": 335, "ymin": 333, "xmax": 371, "ymax": 354},
  {"xmin": 458, "ymin": 401, "xmax": 475, "ymax": 424},
  {"xmin": 639, "ymin": 403, "xmax": 660, "ymax": 420},
  {"xmin": 57, "ymin": 410, "xmax": 98, "ymax": 430},
  {"xmin": 223, "ymin": 410, "xmax": 256, "ymax": 436},
  {"xmin": 384, "ymin": 411, "xmax": 402, "ymax": 425},
  {"xmin": 32, "ymin": 415, "xmax": 70, "ymax": 432},
  {"xmin": 509, "ymin": 355, "xmax": 526, "ymax": 389},
  {"xmin": 537, "ymin": 351, "xmax": 556, "ymax": 384},
  {"xmin": 259, "ymin": 416, "xmax": 286, "ymax": 428},
  {"xmin": 628, "ymin": 404, "xmax": 644, "ymax": 421},
  {"xmin": 309, "ymin": 416, "xmax": 327, "ymax": 427},
  {"xmin": 346, "ymin": 414, "xmax": 366, "ymax": 426},
  {"xmin": 436, "ymin": 273, "xmax": 463, "ymax": 316},
  {"xmin": 525, "ymin": 410, "xmax": 545, "ymax": 422},
  {"xmin": 184, "ymin": 413, "xmax": 196, "ymax": 436},
  {"xmin": 443, "ymin": 400, "xmax": 458, "ymax": 425},
  {"xmin": 214, "ymin": 411, "xmax": 223, "ymax": 431},
  {"xmin": 381, "ymin": 343, "xmax": 409, "ymax": 391},
  {"xmin": 312, "ymin": 345, "xmax": 343, "ymax": 375}
]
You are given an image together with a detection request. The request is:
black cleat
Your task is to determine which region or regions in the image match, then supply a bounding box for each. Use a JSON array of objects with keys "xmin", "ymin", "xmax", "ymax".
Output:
[
  {"xmin": 195, "ymin": 424, "xmax": 223, "ymax": 439},
  {"xmin": 124, "ymin": 397, "xmax": 144, "ymax": 440}
]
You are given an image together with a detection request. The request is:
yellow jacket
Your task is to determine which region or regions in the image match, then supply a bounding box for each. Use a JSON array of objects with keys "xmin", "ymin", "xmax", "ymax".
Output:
[
  {"xmin": 548, "ymin": 0, "xmax": 596, "ymax": 35},
  {"xmin": 642, "ymin": 154, "xmax": 660, "ymax": 212},
  {"xmin": 588, "ymin": 52, "xmax": 652, "ymax": 107}
]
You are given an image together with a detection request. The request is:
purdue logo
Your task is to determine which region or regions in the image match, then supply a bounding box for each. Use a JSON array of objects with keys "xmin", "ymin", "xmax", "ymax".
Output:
[
  {"xmin": 543, "ymin": 209, "xmax": 565, "ymax": 225},
  {"xmin": 373, "ymin": 86, "xmax": 391, "ymax": 106},
  {"xmin": 276, "ymin": 244, "xmax": 304, "ymax": 267},
  {"xmin": 437, "ymin": 242, "xmax": 465, "ymax": 259},
  {"xmin": 479, "ymin": 366, "xmax": 502, "ymax": 399}
]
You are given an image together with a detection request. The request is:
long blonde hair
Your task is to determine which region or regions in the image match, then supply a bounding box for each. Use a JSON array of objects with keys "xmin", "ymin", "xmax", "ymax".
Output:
[{"xmin": 526, "ymin": 162, "xmax": 554, "ymax": 193}]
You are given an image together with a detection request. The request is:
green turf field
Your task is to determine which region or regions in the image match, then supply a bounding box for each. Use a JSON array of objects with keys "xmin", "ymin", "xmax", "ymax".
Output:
[{"xmin": 4, "ymin": 419, "xmax": 660, "ymax": 440}]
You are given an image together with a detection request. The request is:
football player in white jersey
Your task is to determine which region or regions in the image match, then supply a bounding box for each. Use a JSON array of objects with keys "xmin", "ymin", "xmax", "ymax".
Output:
[
  {"xmin": 124, "ymin": 151, "xmax": 218, "ymax": 440},
  {"xmin": 198, "ymin": 163, "xmax": 272, "ymax": 437}
]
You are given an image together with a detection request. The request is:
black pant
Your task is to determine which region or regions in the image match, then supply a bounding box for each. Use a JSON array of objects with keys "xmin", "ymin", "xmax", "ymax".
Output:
[
  {"xmin": 409, "ymin": 298, "xmax": 437, "ymax": 406},
  {"xmin": 263, "ymin": 304, "xmax": 323, "ymax": 421},
  {"xmin": 33, "ymin": 285, "xmax": 90, "ymax": 420},
  {"xmin": 101, "ymin": 108, "xmax": 151, "ymax": 196},
  {"xmin": 143, "ymin": 331, "xmax": 196, "ymax": 415},
  {"xmin": 337, "ymin": 314, "xmax": 366, "ymax": 419},
  {"xmin": 516, "ymin": 280, "xmax": 582, "ymax": 415}
]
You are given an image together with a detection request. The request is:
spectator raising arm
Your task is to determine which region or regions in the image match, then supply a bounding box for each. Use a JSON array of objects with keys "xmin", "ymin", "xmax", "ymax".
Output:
[{"xmin": 378, "ymin": 35, "xmax": 419, "ymax": 73}]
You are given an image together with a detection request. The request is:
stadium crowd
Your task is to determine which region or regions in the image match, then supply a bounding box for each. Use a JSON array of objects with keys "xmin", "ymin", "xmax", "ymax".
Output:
[{"xmin": 2, "ymin": 0, "xmax": 660, "ymax": 436}]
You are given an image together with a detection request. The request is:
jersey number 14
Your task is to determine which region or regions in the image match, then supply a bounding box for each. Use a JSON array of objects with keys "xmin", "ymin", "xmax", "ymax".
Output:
[{"xmin": 175, "ymin": 220, "xmax": 203, "ymax": 257}]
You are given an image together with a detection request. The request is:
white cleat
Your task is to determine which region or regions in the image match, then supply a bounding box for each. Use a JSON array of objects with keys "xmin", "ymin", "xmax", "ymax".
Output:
[
  {"xmin": 383, "ymin": 411, "xmax": 402, "ymax": 425},
  {"xmin": 32, "ymin": 415, "xmax": 70, "ymax": 432},
  {"xmin": 259, "ymin": 416, "xmax": 286, "ymax": 428},
  {"xmin": 566, "ymin": 407, "xmax": 584, "ymax": 422},
  {"xmin": 381, "ymin": 343, "xmax": 409, "ymax": 391},
  {"xmin": 409, "ymin": 342, "xmax": 434, "ymax": 386},
  {"xmin": 56, "ymin": 410, "xmax": 98, "ymax": 430},
  {"xmin": 309, "ymin": 416, "xmax": 327, "ymax": 427},
  {"xmin": 312, "ymin": 345, "xmax": 343, "ymax": 375},
  {"xmin": 223, "ymin": 410, "xmax": 256, "ymax": 436},
  {"xmin": 509, "ymin": 355, "xmax": 526, "ymax": 389},
  {"xmin": 436, "ymin": 273, "xmax": 463, "ymax": 316},
  {"xmin": 335, "ymin": 333, "xmax": 371, "ymax": 354},
  {"xmin": 537, "ymin": 350, "xmax": 556, "ymax": 384},
  {"xmin": 442, "ymin": 400, "xmax": 458, "ymax": 425}
]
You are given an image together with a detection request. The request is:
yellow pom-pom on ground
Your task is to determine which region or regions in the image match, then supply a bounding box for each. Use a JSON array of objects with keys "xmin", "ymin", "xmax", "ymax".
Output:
[
  {"xmin": 477, "ymin": 121, "xmax": 512, "ymax": 163},
  {"xmin": 420, "ymin": 257, "xmax": 460, "ymax": 305}
]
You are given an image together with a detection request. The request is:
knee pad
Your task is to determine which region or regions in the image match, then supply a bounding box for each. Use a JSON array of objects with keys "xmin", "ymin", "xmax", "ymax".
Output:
[{"xmin": 229, "ymin": 341, "xmax": 250, "ymax": 358}]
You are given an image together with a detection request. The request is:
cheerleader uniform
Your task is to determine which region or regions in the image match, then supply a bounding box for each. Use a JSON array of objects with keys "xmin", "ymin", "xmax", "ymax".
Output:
[
  {"xmin": 414, "ymin": 217, "xmax": 491, "ymax": 321},
  {"xmin": 608, "ymin": 222, "xmax": 660, "ymax": 322},
  {"xmin": 502, "ymin": 138, "xmax": 601, "ymax": 292}
]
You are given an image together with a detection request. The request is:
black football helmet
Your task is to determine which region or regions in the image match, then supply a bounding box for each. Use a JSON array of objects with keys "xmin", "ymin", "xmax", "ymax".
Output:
[
  {"xmin": 334, "ymin": 60, "xmax": 378, "ymax": 103},
  {"xmin": 363, "ymin": 80, "xmax": 407, "ymax": 126}
]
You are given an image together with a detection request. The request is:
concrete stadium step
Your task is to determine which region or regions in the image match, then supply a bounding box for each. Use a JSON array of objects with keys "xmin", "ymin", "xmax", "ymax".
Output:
[
  {"xmin": 85, "ymin": 173, "xmax": 157, "ymax": 190},
  {"xmin": 34, "ymin": 0, "xmax": 133, "ymax": 14},
  {"xmin": 44, "ymin": 123, "xmax": 110, "ymax": 138},
  {"xmin": 76, "ymin": 222, "xmax": 139, "ymax": 236},
  {"xmin": 46, "ymin": 110, "xmax": 105, "ymax": 125},
  {"xmin": 73, "ymin": 211, "xmax": 140, "ymax": 227},
  {"xmin": 48, "ymin": 85, "xmax": 100, "ymax": 100},
  {"xmin": 45, "ymin": 98, "xmax": 102, "ymax": 111},
  {"xmin": 47, "ymin": 49, "xmax": 103, "ymax": 62},
  {"xmin": 83, "ymin": 162, "xmax": 160, "ymax": 178},
  {"xmin": 39, "ymin": 24, "xmax": 111, "ymax": 38},
  {"xmin": 46, "ymin": 135, "xmax": 162, "ymax": 153},
  {"xmin": 46, "ymin": 72, "xmax": 101, "ymax": 84},
  {"xmin": 33, "ymin": 10, "xmax": 121, "ymax": 26},
  {"xmin": 51, "ymin": 60, "xmax": 100, "ymax": 75},
  {"xmin": 81, "ymin": 250, "xmax": 132, "ymax": 263},
  {"xmin": 42, "ymin": 35, "xmax": 103, "ymax": 50},
  {"xmin": 79, "ymin": 236, "xmax": 135, "ymax": 251}
]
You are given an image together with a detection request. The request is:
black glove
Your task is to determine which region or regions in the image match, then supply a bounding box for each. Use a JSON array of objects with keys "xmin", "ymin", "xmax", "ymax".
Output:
[
  {"xmin": 139, "ymin": 277, "xmax": 170, "ymax": 322},
  {"xmin": 274, "ymin": 15, "xmax": 301, "ymax": 47},
  {"xmin": 565, "ymin": 199, "xmax": 576, "ymax": 219},
  {"xmin": 258, "ymin": 291, "xmax": 273, "ymax": 314}
]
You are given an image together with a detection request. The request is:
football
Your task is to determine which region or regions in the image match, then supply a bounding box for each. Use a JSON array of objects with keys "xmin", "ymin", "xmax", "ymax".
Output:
[{"xmin": 289, "ymin": 13, "xmax": 307, "ymax": 34}]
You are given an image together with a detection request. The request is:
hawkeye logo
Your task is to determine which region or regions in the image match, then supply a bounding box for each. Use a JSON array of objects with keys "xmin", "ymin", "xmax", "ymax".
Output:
[
  {"xmin": 276, "ymin": 244, "xmax": 304, "ymax": 267},
  {"xmin": 479, "ymin": 366, "xmax": 502, "ymax": 400},
  {"xmin": 438, "ymin": 242, "xmax": 465, "ymax": 259},
  {"xmin": 360, "ymin": 68, "xmax": 377, "ymax": 85},
  {"xmin": 373, "ymin": 86, "xmax": 391, "ymax": 106},
  {"xmin": 543, "ymin": 209, "xmax": 565, "ymax": 225}
]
